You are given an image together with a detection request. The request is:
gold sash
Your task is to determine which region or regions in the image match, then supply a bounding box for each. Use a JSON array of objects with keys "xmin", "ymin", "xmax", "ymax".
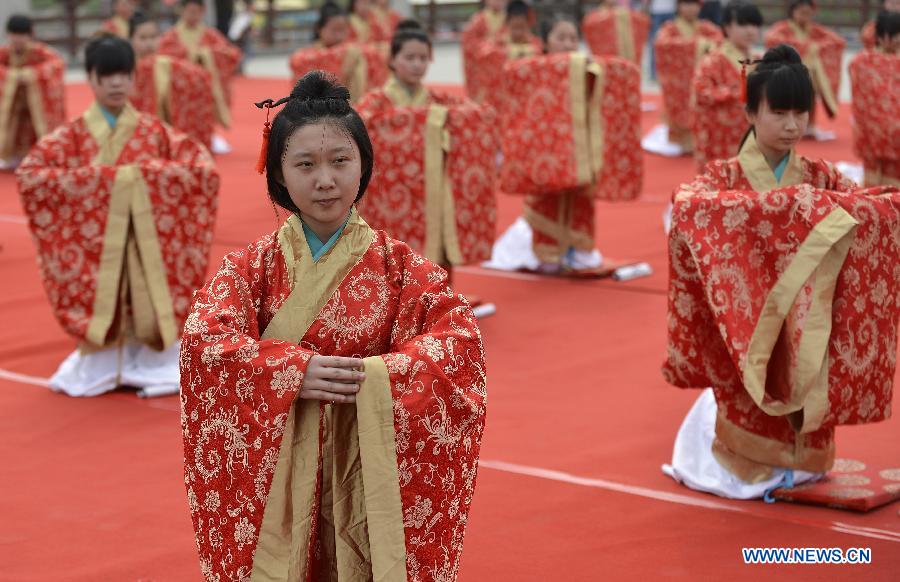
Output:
[{"xmin": 252, "ymin": 210, "xmax": 407, "ymax": 582}]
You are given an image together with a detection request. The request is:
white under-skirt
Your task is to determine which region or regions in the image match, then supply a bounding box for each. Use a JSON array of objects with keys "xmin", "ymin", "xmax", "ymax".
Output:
[
  {"xmin": 49, "ymin": 339, "xmax": 181, "ymax": 397},
  {"xmin": 662, "ymin": 388, "xmax": 822, "ymax": 499},
  {"xmin": 483, "ymin": 217, "xmax": 602, "ymax": 272}
]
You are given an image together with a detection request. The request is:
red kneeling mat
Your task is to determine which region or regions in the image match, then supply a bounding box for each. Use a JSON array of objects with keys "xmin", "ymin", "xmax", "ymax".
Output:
[{"xmin": 773, "ymin": 459, "xmax": 900, "ymax": 512}]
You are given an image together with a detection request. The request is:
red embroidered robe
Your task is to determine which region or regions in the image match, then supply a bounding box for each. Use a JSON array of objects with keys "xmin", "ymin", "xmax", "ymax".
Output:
[
  {"xmin": 460, "ymin": 9, "xmax": 507, "ymax": 103},
  {"xmin": 654, "ymin": 17, "xmax": 723, "ymax": 150},
  {"xmin": 582, "ymin": 6, "xmax": 650, "ymax": 66},
  {"xmin": 157, "ymin": 21, "xmax": 241, "ymax": 128},
  {"xmin": 692, "ymin": 40, "xmax": 750, "ymax": 170},
  {"xmin": 356, "ymin": 77, "xmax": 497, "ymax": 266},
  {"xmin": 131, "ymin": 54, "xmax": 215, "ymax": 148},
  {"xmin": 15, "ymin": 103, "xmax": 219, "ymax": 350},
  {"xmin": 288, "ymin": 43, "xmax": 388, "ymax": 103},
  {"xmin": 347, "ymin": 11, "xmax": 392, "ymax": 45},
  {"xmin": 664, "ymin": 133, "xmax": 899, "ymax": 482},
  {"xmin": 180, "ymin": 209, "xmax": 487, "ymax": 582},
  {"xmin": 861, "ymin": 20, "xmax": 877, "ymax": 52},
  {"xmin": 764, "ymin": 20, "xmax": 845, "ymax": 118},
  {"xmin": 499, "ymin": 53, "xmax": 642, "ymax": 261},
  {"xmin": 0, "ymin": 42, "xmax": 65, "ymax": 161},
  {"xmin": 849, "ymin": 49, "xmax": 900, "ymax": 186}
]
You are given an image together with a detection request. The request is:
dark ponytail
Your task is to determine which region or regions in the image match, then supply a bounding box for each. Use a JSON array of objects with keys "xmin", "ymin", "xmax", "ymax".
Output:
[{"xmin": 257, "ymin": 71, "xmax": 374, "ymax": 211}]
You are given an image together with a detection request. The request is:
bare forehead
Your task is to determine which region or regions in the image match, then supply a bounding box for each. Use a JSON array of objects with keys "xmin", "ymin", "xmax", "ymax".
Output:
[{"xmin": 286, "ymin": 122, "xmax": 359, "ymax": 155}]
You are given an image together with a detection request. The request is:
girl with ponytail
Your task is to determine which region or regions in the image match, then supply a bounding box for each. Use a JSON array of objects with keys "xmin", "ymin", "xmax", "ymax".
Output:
[{"xmin": 180, "ymin": 71, "xmax": 487, "ymax": 582}]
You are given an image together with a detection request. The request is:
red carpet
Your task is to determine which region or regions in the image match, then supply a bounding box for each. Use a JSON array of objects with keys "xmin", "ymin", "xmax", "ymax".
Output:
[{"xmin": 0, "ymin": 77, "xmax": 897, "ymax": 581}]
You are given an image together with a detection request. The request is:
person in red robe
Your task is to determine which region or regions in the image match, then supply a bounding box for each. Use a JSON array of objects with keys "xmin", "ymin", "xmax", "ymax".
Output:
[
  {"xmin": 861, "ymin": 0, "xmax": 899, "ymax": 50},
  {"xmin": 647, "ymin": 0, "xmax": 723, "ymax": 156},
  {"xmin": 15, "ymin": 35, "xmax": 219, "ymax": 398},
  {"xmin": 101, "ymin": 0, "xmax": 135, "ymax": 38},
  {"xmin": 487, "ymin": 15, "xmax": 642, "ymax": 274},
  {"xmin": 582, "ymin": 0, "xmax": 651, "ymax": 66},
  {"xmin": 180, "ymin": 70, "xmax": 486, "ymax": 582},
  {"xmin": 691, "ymin": 1, "xmax": 762, "ymax": 170},
  {"xmin": 356, "ymin": 21, "xmax": 497, "ymax": 293},
  {"xmin": 849, "ymin": 10, "xmax": 900, "ymax": 186},
  {"xmin": 664, "ymin": 44, "xmax": 899, "ymax": 499},
  {"xmin": 128, "ymin": 11, "xmax": 215, "ymax": 148},
  {"xmin": 288, "ymin": 1, "xmax": 388, "ymax": 102},
  {"xmin": 372, "ymin": 0, "xmax": 402, "ymax": 39},
  {"xmin": 460, "ymin": 0, "xmax": 508, "ymax": 102},
  {"xmin": 157, "ymin": 0, "xmax": 241, "ymax": 152},
  {"xmin": 347, "ymin": 0, "xmax": 392, "ymax": 44},
  {"xmin": 764, "ymin": 0, "xmax": 845, "ymax": 140},
  {"xmin": 0, "ymin": 15, "xmax": 65, "ymax": 170}
]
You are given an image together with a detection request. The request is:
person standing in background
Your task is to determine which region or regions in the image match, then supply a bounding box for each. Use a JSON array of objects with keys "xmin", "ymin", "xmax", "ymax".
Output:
[{"xmin": 647, "ymin": 0, "xmax": 677, "ymax": 78}]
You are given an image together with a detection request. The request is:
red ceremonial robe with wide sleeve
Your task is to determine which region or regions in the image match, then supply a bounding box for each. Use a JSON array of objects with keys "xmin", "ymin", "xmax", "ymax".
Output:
[
  {"xmin": 180, "ymin": 209, "xmax": 486, "ymax": 582},
  {"xmin": 582, "ymin": 7, "xmax": 650, "ymax": 66},
  {"xmin": 131, "ymin": 54, "xmax": 216, "ymax": 149},
  {"xmin": 654, "ymin": 17, "xmax": 723, "ymax": 150},
  {"xmin": 764, "ymin": 20, "xmax": 845, "ymax": 118},
  {"xmin": 158, "ymin": 21, "xmax": 241, "ymax": 128},
  {"xmin": 356, "ymin": 77, "xmax": 497, "ymax": 266},
  {"xmin": 499, "ymin": 52, "xmax": 642, "ymax": 262},
  {"xmin": 664, "ymin": 133, "xmax": 899, "ymax": 482},
  {"xmin": 861, "ymin": 20, "xmax": 877, "ymax": 51},
  {"xmin": 691, "ymin": 41, "xmax": 750, "ymax": 170},
  {"xmin": 0, "ymin": 42, "xmax": 65, "ymax": 161},
  {"xmin": 849, "ymin": 49, "xmax": 900, "ymax": 186},
  {"xmin": 16, "ymin": 103, "xmax": 219, "ymax": 350},
  {"xmin": 460, "ymin": 8, "xmax": 507, "ymax": 103},
  {"xmin": 288, "ymin": 43, "xmax": 388, "ymax": 103}
]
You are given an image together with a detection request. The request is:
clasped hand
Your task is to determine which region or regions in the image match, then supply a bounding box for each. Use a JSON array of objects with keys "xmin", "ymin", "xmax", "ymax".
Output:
[{"xmin": 299, "ymin": 355, "xmax": 365, "ymax": 404}]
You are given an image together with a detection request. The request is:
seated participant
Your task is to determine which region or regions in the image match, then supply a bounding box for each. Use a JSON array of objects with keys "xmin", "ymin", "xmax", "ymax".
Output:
[
  {"xmin": 129, "ymin": 11, "xmax": 215, "ymax": 148},
  {"xmin": 16, "ymin": 36, "xmax": 219, "ymax": 397},
  {"xmin": 582, "ymin": 0, "xmax": 651, "ymax": 66},
  {"xmin": 288, "ymin": 1, "xmax": 388, "ymax": 102},
  {"xmin": 861, "ymin": 0, "xmax": 899, "ymax": 50},
  {"xmin": 181, "ymin": 71, "xmax": 486, "ymax": 582},
  {"xmin": 0, "ymin": 15, "xmax": 65, "ymax": 170},
  {"xmin": 663, "ymin": 45, "xmax": 899, "ymax": 499},
  {"xmin": 372, "ymin": 0, "xmax": 402, "ymax": 39},
  {"xmin": 347, "ymin": 0, "xmax": 391, "ymax": 44},
  {"xmin": 488, "ymin": 15, "xmax": 642, "ymax": 274},
  {"xmin": 101, "ymin": 0, "xmax": 135, "ymax": 38},
  {"xmin": 648, "ymin": 0, "xmax": 723, "ymax": 155},
  {"xmin": 460, "ymin": 0, "xmax": 508, "ymax": 102},
  {"xmin": 692, "ymin": 1, "xmax": 762, "ymax": 170},
  {"xmin": 158, "ymin": 0, "xmax": 241, "ymax": 148},
  {"xmin": 764, "ymin": 0, "xmax": 845, "ymax": 140},
  {"xmin": 849, "ymin": 10, "xmax": 899, "ymax": 186},
  {"xmin": 356, "ymin": 22, "xmax": 497, "ymax": 281},
  {"xmin": 473, "ymin": 0, "xmax": 543, "ymax": 112}
]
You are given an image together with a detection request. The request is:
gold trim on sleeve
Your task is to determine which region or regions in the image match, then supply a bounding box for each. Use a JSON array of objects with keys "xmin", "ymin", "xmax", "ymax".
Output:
[
  {"xmin": 568, "ymin": 53, "xmax": 592, "ymax": 186},
  {"xmin": 614, "ymin": 8, "xmax": 636, "ymax": 63}
]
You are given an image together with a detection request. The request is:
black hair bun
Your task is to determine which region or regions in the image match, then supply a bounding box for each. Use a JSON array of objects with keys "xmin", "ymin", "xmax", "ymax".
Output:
[
  {"xmin": 395, "ymin": 19, "xmax": 424, "ymax": 32},
  {"xmin": 761, "ymin": 44, "xmax": 803, "ymax": 66},
  {"xmin": 290, "ymin": 70, "xmax": 351, "ymax": 102}
]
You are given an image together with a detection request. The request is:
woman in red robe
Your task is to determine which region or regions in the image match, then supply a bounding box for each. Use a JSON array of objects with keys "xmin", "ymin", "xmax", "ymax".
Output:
[
  {"xmin": 129, "ymin": 11, "xmax": 215, "ymax": 148},
  {"xmin": 16, "ymin": 36, "xmax": 218, "ymax": 398},
  {"xmin": 648, "ymin": 0, "xmax": 723, "ymax": 155},
  {"xmin": 180, "ymin": 71, "xmax": 486, "ymax": 582},
  {"xmin": 488, "ymin": 15, "xmax": 642, "ymax": 274},
  {"xmin": 288, "ymin": 2, "xmax": 388, "ymax": 102},
  {"xmin": 0, "ymin": 15, "xmax": 65, "ymax": 170},
  {"xmin": 691, "ymin": 1, "xmax": 762, "ymax": 170},
  {"xmin": 355, "ymin": 21, "xmax": 497, "ymax": 289},
  {"xmin": 664, "ymin": 45, "xmax": 899, "ymax": 499},
  {"xmin": 460, "ymin": 0, "xmax": 508, "ymax": 102},
  {"xmin": 582, "ymin": 0, "xmax": 650, "ymax": 66},
  {"xmin": 764, "ymin": 0, "xmax": 845, "ymax": 140},
  {"xmin": 850, "ymin": 10, "xmax": 899, "ymax": 186}
]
